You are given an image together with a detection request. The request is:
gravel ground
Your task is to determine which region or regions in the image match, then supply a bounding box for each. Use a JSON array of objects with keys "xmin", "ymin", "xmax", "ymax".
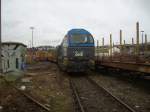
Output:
[
  {"xmin": 1, "ymin": 62, "xmax": 149, "ymax": 112},
  {"xmin": 0, "ymin": 79, "xmax": 47, "ymax": 112},
  {"xmin": 71, "ymin": 76, "xmax": 130, "ymax": 112},
  {"xmin": 0, "ymin": 62, "xmax": 74, "ymax": 112},
  {"xmin": 89, "ymin": 71, "xmax": 150, "ymax": 112}
]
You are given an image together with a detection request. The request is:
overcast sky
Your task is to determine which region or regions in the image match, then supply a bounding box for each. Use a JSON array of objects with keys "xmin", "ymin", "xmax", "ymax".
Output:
[{"xmin": 2, "ymin": 0, "xmax": 150, "ymax": 47}]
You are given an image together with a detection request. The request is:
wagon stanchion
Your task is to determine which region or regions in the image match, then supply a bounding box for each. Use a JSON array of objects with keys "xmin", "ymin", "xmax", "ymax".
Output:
[
  {"xmin": 136, "ymin": 22, "xmax": 140, "ymax": 63},
  {"xmin": 144, "ymin": 34, "xmax": 148, "ymax": 56},
  {"xmin": 132, "ymin": 38, "xmax": 135, "ymax": 58},
  {"xmin": 141, "ymin": 30, "xmax": 144, "ymax": 55}
]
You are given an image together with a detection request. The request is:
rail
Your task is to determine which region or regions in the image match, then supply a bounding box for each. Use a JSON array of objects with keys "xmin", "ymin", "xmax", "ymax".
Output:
[
  {"xmin": 1, "ymin": 76, "xmax": 50, "ymax": 112},
  {"xmin": 69, "ymin": 78, "xmax": 86, "ymax": 112},
  {"xmin": 86, "ymin": 77, "xmax": 136, "ymax": 112}
]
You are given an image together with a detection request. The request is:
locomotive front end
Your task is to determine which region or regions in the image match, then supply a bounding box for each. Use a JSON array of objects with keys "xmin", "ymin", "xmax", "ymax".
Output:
[
  {"xmin": 57, "ymin": 29, "xmax": 95, "ymax": 72},
  {"xmin": 66, "ymin": 29, "xmax": 95, "ymax": 72}
]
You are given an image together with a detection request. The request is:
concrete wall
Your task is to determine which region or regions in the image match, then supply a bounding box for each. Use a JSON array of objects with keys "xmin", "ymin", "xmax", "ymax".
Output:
[{"xmin": 1, "ymin": 43, "xmax": 26, "ymax": 73}]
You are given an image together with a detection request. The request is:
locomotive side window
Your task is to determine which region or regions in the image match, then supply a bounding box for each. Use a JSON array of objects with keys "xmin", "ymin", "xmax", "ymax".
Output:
[{"xmin": 89, "ymin": 35, "xmax": 94, "ymax": 43}]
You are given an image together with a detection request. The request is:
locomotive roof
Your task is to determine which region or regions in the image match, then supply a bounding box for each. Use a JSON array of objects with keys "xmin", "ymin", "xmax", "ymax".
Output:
[{"xmin": 67, "ymin": 29, "xmax": 92, "ymax": 35}]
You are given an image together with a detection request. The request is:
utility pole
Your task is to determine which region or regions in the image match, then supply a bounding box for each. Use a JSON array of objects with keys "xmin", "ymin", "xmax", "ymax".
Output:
[
  {"xmin": 30, "ymin": 26, "xmax": 34, "ymax": 48},
  {"xmin": 0, "ymin": 0, "xmax": 2, "ymax": 74},
  {"xmin": 136, "ymin": 22, "xmax": 140, "ymax": 56},
  {"xmin": 102, "ymin": 37, "xmax": 104, "ymax": 58},
  {"xmin": 145, "ymin": 34, "xmax": 148, "ymax": 53},
  {"xmin": 102, "ymin": 37, "xmax": 104, "ymax": 46},
  {"xmin": 120, "ymin": 30, "xmax": 122, "ymax": 53},
  {"xmin": 30, "ymin": 27, "xmax": 35, "ymax": 63},
  {"xmin": 132, "ymin": 38, "xmax": 134, "ymax": 45},
  {"xmin": 97, "ymin": 40, "xmax": 99, "ymax": 48},
  {"xmin": 136, "ymin": 22, "xmax": 140, "ymax": 62},
  {"xmin": 97, "ymin": 40, "xmax": 99, "ymax": 58},
  {"xmin": 132, "ymin": 37, "xmax": 135, "ymax": 55},
  {"xmin": 113, "ymin": 42, "xmax": 114, "ymax": 54},
  {"xmin": 141, "ymin": 30, "xmax": 144, "ymax": 54}
]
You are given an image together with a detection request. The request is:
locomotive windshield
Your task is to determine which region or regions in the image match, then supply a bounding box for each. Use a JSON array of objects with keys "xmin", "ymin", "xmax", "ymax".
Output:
[{"xmin": 70, "ymin": 34, "xmax": 94, "ymax": 44}]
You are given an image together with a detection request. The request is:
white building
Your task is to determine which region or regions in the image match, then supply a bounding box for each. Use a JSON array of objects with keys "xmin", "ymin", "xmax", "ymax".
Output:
[{"xmin": 1, "ymin": 42, "xmax": 27, "ymax": 73}]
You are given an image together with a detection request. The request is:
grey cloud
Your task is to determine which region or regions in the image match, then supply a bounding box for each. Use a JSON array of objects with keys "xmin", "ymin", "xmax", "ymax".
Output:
[{"xmin": 2, "ymin": 0, "xmax": 150, "ymax": 46}]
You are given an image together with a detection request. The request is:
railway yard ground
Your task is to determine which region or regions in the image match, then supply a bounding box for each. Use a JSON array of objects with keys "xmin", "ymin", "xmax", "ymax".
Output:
[
  {"xmin": 89, "ymin": 70, "xmax": 150, "ymax": 112},
  {"xmin": 0, "ymin": 62, "xmax": 150, "ymax": 112},
  {"xmin": 0, "ymin": 62, "xmax": 74, "ymax": 112}
]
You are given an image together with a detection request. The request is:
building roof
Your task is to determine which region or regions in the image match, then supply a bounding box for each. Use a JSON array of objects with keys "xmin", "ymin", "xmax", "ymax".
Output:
[{"xmin": 2, "ymin": 42, "xmax": 27, "ymax": 47}]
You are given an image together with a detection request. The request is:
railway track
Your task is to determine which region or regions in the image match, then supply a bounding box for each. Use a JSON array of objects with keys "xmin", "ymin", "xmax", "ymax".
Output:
[
  {"xmin": 1, "ymin": 76, "xmax": 50, "ymax": 112},
  {"xmin": 69, "ymin": 76, "xmax": 136, "ymax": 112}
]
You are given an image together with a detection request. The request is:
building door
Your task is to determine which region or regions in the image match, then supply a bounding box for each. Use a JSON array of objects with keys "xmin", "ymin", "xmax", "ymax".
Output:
[{"xmin": 7, "ymin": 60, "xmax": 9, "ymax": 68}]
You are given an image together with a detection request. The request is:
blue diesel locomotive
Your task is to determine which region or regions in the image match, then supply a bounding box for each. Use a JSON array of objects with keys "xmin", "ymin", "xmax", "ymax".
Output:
[{"xmin": 57, "ymin": 29, "xmax": 95, "ymax": 72}]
